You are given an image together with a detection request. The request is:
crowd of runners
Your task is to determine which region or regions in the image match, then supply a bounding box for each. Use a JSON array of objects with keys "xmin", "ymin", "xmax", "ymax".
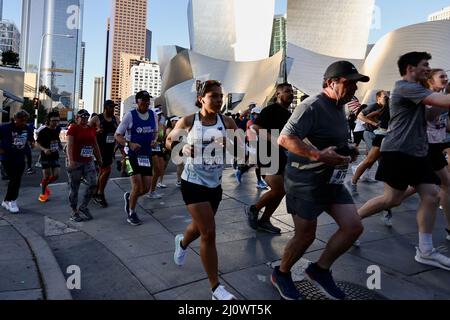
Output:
[{"xmin": 0, "ymin": 51, "xmax": 449, "ymax": 300}]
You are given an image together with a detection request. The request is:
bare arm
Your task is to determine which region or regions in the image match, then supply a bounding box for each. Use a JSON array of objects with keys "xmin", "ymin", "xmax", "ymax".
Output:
[
  {"xmin": 357, "ymin": 113, "xmax": 379, "ymax": 127},
  {"xmin": 423, "ymin": 93, "xmax": 450, "ymax": 109},
  {"xmin": 67, "ymin": 135, "xmax": 75, "ymax": 168}
]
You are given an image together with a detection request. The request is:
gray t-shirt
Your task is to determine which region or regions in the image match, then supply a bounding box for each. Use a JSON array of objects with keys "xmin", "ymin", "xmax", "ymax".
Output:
[
  {"xmin": 281, "ymin": 93, "xmax": 351, "ymax": 200},
  {"xmin": 381, "ymin": 80, "xmax": 433, "ymax": 157}
]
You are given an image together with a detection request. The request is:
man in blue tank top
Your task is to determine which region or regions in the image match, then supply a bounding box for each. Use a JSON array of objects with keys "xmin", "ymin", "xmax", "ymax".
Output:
[{"xmin": 115, "ymin": 91, "xmax": 158, "ymax": 226}]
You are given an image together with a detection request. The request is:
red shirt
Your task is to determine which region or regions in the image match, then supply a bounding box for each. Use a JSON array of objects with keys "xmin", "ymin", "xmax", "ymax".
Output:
[{"xmin": 67, "ymin": 125, "xmax": 97, "ymax": 163}]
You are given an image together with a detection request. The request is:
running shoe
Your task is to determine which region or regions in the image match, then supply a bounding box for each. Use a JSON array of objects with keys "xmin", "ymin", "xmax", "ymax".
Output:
[
  {"xmin": 246, "ymin": 206, "xmax": 259, "ymax": 230},
  {"xmin": 157, "ymin": 183, "xmax": 168, "ymax": 189},
  {"xmin": 415, "ymin": 247, "xmax": 450, "ymax": 271},
  {"xmin": 127, "ymin": 211, "xmax": 142, "ymax": 226},
  {"xmin": 235, "ymin": 170, "xmax": 242, "ymax": 184},
  {"xmin": 174, "ymin": 234, "xmax": 187, "ymax": 266},
  {"xmin": 353, "ymin": 239, "xmax": 361, "ymax": 247},
  {"xmin": 79, "ymin": 208, "xmax": 93, "ymax": 221},
  {"xmin": 258, "ymin": 220, "xmax": 281, "ymax": 234},
  {"xmin": 380, "ymin": 210, "xmax": 393, "ymax": 227},
  {"xmin": 94, "ymin": 194, "xmax": 108, "ymax": 208},
  {"xmin": 35, "ymin": 162, "xmax": 42, "ymax": 168},
  {"xmin": 26, "ymin": 168, "xmax": 35, "ymax": 175},
  {"xmin": 123, "ymin": 192, "xmax": 130, "ymax": 216},
  {"xmin": 350, "ymin": 182, "xmax": 358, "ymax": 195},
  {"xmin": 38, "ymin": 193, "xmax": 49, "ymax": 203},
  {"xmin": 146, "ymin": 192, "xmax": 163, "ymax": 199},
  {"xmin": 305, "ymin": 263, "xmax": 346, "ymax": 300},
  {"xmin": 9, "ymin": 201, "xmax": 19, "ymax": 214},
  {"xmin": 257, "ymin": 180, "xmax": 269, "ymax": 189},
  {"xmin": 271, "ymin": 266, "xmax": 303, "ymax": 300},
  {"xmin": 176, "ymin": 181, "xmax": 182, "ymax": 188},
  {"xmin": 212, "ymin": 285, "xmax": 237, "ymax": 300},
  {"xmin": 70, "ymin": 211, "xmax": 84, "ymax": 223},
  {"xmin": 1, "ymin": 201, "xmax": 11, "ymax": 212}
]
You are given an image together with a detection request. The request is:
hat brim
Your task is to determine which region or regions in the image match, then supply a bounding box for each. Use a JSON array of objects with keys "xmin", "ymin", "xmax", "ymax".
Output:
[{"xmin": 345, "ymin": 73, "xmax": 370, "ymax": 83}]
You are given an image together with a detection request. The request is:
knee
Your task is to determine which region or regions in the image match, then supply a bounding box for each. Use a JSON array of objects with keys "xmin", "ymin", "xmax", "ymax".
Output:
[
  {"xmin": 201, "ymin": 228, "xmax": 216, "ymax": 243},
  {"xmin": 341, "ymin": 221, "xmax": 364, "ymax": 238},
  {"xmin": 422, "ymin": 192, "xmax": 439, "ymax": 206}
]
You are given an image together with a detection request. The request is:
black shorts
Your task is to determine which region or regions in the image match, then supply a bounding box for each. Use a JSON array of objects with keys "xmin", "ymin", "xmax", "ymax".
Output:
[
  {"xmin": 181, "ymin": 180, "xmax": 223, "ymax": 212},
  {"xmin": 353, "ymin": 131, "xmax": 364, "ymax": 145},
  {"xmin": 376, "ymin": 152, "xmax": 440, "ymax": 191},
  {"xmin": 428, "ymin": 143, "xmax": 448, "ymax": 171},
  {"xmin": 286, "ymin": 186, "xmax": 354, "ymax": 221},
  {"xmin": 100, "ymin": 145, "xmax": 115, "ymax": 168},
  {"xmin": 41, "ymin": 158, "xmax": 60, "ymax": 169},
  {"xmin": 126, "ymin": 156, "xmax": 153, "ymax": 177},
  {"xmin": 372, "ymin": 135, "xmax": 385, "ymax": 148}
]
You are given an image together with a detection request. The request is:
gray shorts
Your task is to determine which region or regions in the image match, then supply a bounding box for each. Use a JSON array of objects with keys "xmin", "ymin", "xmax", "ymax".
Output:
[{"xmin": 286, "ymin": 185, "xmax": 354, "ymax": 221}]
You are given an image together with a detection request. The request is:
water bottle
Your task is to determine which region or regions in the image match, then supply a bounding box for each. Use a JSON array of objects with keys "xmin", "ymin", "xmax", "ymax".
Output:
[{"xmin": 125, "ymin": 156, "xmax": 134, "ymax": 176}]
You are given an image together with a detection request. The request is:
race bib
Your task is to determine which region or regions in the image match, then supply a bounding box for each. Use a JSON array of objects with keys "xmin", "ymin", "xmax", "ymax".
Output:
[
  {"xmin": 329, "ymin": 165, "xmax": 348, "ymax": 185},
  {"xmin": 50, "ymin": 141, "xmax": 59, "ymax": 152},
  {"xmin": 106, "ymin": 134, "xmax": 115, "ymax": 144},
  {"xmin": 80, "ymin": 146, "xmax": 94, "ymax": 158},
  {"xmin": 137, "ymin": 156, "xmax": 151, "ymax": 167},
  {"xmin": 152, "ymin": 144, "xmax": 162, "ymax": 152}
]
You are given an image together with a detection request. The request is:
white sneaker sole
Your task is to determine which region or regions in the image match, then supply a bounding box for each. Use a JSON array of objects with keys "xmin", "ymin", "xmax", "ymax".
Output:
[
  {"xmin": 304, "ymin": 272, "xmax": 343, "ymax": 300},
  {"xmin": 174, "ymin": 235, "xmax": 186, "ymax": 266},
  {"xmin": 415, "ymin": 255, "xmax": 450, "ymax": 271}
]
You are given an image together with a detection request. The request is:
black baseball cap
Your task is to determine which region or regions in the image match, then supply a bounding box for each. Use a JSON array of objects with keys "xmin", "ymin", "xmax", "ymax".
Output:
[
  {"xmin": 135, "ymin": 91, "xmax": 152, "ymax": 102},
  {"xmin": 104, "ymin": 100, "xmax": 117, "ymax": 108},
  {"xmin": 324, "ymin": 61, "xmax": 370, "ymax": 82},
  {"xmin": 77, "ymin": 109, "xmax": 90, "ymax": 117}
]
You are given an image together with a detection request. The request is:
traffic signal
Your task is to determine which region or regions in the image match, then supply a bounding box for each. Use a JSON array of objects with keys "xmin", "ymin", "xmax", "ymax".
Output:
[{"xmin": 33, "ymin": 98, "xmax": 40, "ymax": 109}]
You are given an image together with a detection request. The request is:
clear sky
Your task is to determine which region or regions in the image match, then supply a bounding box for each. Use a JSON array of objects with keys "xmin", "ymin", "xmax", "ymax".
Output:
[{"xmin": 2, "ymin": 0, "xmax": 450, "ymax": 112}]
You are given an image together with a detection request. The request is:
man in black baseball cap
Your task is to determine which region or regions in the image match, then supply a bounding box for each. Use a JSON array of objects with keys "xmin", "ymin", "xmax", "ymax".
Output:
[
  {"xmin": 135, "ymin": 91, "xmax": 151, "ymax": 103},
  {"xmin": 77, "ymin": 109, "xmax": 90, "ymax": 118}
]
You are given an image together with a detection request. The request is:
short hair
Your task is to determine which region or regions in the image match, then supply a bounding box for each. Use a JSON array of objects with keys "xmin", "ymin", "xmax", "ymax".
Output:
[
  {"xmin": 375, "ymin": 90, "xmax": 386, "ymax": 99},
  {"xmin": 397, "ymin": 52, "xmax": 432, "ymax": 76},
  {"xmin": 276, "ymin": 83, "xmax": 292, "ymax": 92},
  {"xmin": 14, "ymin": 110, "xmax": 30, "ymax": 120},
  {"xmin": 195, "ymin": 80, "xmax": 222, "ymax": 108}
]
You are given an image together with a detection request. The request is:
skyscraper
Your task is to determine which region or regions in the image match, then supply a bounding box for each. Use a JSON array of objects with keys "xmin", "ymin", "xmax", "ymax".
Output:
[
  {"xmin": 0, "ymin": 0, "xmax": 3, "ymax": 21},
  {"xmin": 270, "ymin": 14, "xmax": 286, "ymax": 57},
  {"xmin": 93, "ymin": 77, "xmax": 104, "ymax": 115},
  {"xmin": 428, "ymin": 7, "xmax": 450, "ymax": 21},
  {"xmin": 107, "ymin": 0, "xmax": 147, "ymax": 107},
  {"xmin": 79, "ymin": 41, "xmax": 86, "ymax": 99},
  {"xmin": 145, "ymin": 29, "xmax": 152, "ymax": 61},
  {"xmin": 119, "ymin": 52, "xmax": 141, "ymax": 103},
  {"xmin": 130, "ymin": 61, "xmax": 161, "ymax": 98},
  {"xmin": 20, "ymin": 0, "xmax": 45, "ymax": 72},
  {"xmin": 40, "ymin": 0, "xmax": 84, "ymax": 110},
  {"xmin": 0, "ymin": 21, "xmax": 20, "ymax": 55}
]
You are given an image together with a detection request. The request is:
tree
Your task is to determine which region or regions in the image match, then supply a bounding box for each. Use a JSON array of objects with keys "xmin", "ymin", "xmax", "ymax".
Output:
[
  {"xmin": 39, "ymin": 85, "xmax": 52, "ymax": 98},
  {"xmin": 1, "ymin": 50, "xmax": 19, "ymax": 67}
]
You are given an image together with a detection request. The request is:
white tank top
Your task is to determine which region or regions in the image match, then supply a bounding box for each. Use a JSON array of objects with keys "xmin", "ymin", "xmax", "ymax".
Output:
[{"xmin": 182, "ymin": 112, "xmax": 226, "ymax": 188}]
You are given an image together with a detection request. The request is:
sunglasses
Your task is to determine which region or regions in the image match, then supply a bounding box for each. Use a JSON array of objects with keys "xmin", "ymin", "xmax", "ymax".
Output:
[{"xmin": 198, "ymin": 80, "xmax": 222, "ymax": 97}]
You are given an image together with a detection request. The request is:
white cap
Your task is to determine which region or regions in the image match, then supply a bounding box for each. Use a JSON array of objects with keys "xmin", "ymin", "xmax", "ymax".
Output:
[
  {"xmin": 171, "ymin": 116, "xmax": 180, "ymax": 121},
  {"xmin": 251, "ymin": 107, "xmax": 262, "ymax": 114}
]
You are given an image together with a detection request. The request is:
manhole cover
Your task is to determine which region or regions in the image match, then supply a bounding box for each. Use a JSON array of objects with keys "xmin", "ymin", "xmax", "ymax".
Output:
[{"xmin": 295, "ymin": 280, "xmax": 387, "ymax": 300}]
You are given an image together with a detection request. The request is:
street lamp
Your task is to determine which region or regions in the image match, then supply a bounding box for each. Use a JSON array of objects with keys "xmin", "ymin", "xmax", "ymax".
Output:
[{"xmin": 35, "ymin": 33, "xmax": 74, "ymax": 128}]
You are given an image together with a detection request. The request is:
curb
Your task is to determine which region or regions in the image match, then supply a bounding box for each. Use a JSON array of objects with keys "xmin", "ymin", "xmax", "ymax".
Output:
[{"xmin": 1, "ymin": 214, "xmax": 73, "ymax": 300}]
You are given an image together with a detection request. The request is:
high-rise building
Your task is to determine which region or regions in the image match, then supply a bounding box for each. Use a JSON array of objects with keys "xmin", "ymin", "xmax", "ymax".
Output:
[
  {"xmin": 270, "ymin": 14, "xmax": 286, "ymax": 57},
  {"xmin": 287, "ymin": 0, "xmax": 375, "ymax": 59},
  {"xmin": 107, "ymin": 0, "xmax": 147, "ymax": 107},
  {"xmin": 0, "ymin": 0, "xmax": 3, "ymax": 21},
  {"xmin": 20, "ymin": 0, "xmax": 45, "ymax": 73},
  {"xmin": 119, "ymin": 52, "xmax": 141, "ymax": 103},
  {"xmin": 40, "ymin": 0, "xmax": 84, "ymax": 111},
  {"xmin": 188, "ymin": 0, "xmax": 275, "ymax": 62},
  {"xmin": 79, "ymin": 41, "xmax": 86, "ymax": 99},
  {"xmin": 0, "ymin": 21, "xmax": 20, "ymax": 55},
  {"xmin": 428, "ymin": 7, "xmax": 450, "ymax": 21},
  {"xmin": 130, "ymin": 61, "xmax": 161, "ymax": 98},
  {"xmin": 145, "ymin": 29, "xmax": 152, "ymax": 61},
  {"xmin": 93, "ymin": 77, "xmax": 104, "ymax": 115}
]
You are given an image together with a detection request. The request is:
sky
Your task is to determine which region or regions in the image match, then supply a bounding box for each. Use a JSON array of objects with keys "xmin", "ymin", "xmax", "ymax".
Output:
[{"xmin": 2, "ymin": 0, "xmax": 450, "ymax": 113}]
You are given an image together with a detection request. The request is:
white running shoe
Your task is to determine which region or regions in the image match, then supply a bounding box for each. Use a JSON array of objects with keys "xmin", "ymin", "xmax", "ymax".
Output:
[
  {"xmin": 350, "ymin": 182, "xmax": 358, "ymax": 195},
  {"xmin": 1, "ymin": 201, "xmax": 11, "ymax": 212},
  {"xmin": 353, "ymin": 239, "xmax": 361, "ymax": 247},
  {"xmin": 380, "ymin": 211, "xmax": 393, "ymax": 228},
  {"xmin": 174, "ymin": 234, "xmax": 187, "ymax": 266},
  {"xmin": 147, "ymin": 192, "xmax": 163, "ymax": 199},
  {"xmin": 212, "ymin": 285, "xmax": 237, "ymax": 300},
  {"xmin": 9, "ymin": 201, "xmax": 19, "ymax": 214},
  {"xmin": 157, "ymin": 183, "xmax": 167, "ymax": 189},
  {"xmin": 415, "ymin": 247, "xmax": 450, "ymax": 271}
]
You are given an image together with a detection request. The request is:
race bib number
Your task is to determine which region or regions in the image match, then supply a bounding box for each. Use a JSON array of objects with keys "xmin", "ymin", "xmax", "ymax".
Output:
[
  {"xmin": 329, "ymin": 165, "xmax": 348, "ymax": 185},
  {"xmin": 13, "ymin": 137, "xmax": 26, "ymax": 149},
  {"xmin": 137, "ymin": 156, "xmax": 151, "ymax": 167},
  {"xmin": 106, "ymin": 134, "xmax": 115, "ymax": 144},
  {"xmin": 80, "ymin": 146, "xmax": 94, "ymax": 158},
  {"xmin": 50, "ymin": 141, "xmax": 59, "ymax": 152},
  {"xmin": 152, "ymin": 144, "xmax": 162, "ymax": 152}
]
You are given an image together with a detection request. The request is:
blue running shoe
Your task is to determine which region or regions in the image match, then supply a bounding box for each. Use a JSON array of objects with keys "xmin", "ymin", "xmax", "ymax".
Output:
[
  {"xmin": 271, "ymin": 266, "xmax": 303, "ymax": 300},
  {"xmin": 235, "ymin": 170, "xmax": 242, "ymax": 184},
  {"xmin": 305, "ymin": 263, "xmax": 345, "ymax": 300}
]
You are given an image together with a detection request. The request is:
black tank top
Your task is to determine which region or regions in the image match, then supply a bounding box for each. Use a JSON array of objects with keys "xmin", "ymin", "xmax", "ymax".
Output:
[{"xmin": 97, "ymin": 114, "xmax": 118, "ymax": 146}]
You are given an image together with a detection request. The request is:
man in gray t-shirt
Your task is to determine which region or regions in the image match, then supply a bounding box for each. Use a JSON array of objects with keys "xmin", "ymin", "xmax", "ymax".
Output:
[
  {"xmin": 358, "ymin": 51, "xmax": 450, "ymax": 272},
  {"xmin": 271, "ymin": 61, "xmax": 368, "ymax": 301}
]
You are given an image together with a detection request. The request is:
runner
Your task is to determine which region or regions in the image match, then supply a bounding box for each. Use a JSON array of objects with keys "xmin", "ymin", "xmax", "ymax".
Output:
[
  {"xmin": 166, "ymin": 80, "xmax": 240, "ymax": 300},
  {"xmin": 0, "ymin": 110, "xmax": 34, "ymax": 213},
  {"xmin": 115, "ymin": 90, "xmax": 158, "ymax": 226},
  {"xmin": 36, "ymin": 111, "xmax": 62, "ymax": 203},
  {"xmin": 272, "ymin": 61, "xmax": 367, "ymax": 300},
  {"xmin": 358, "ymin": 52, "xmax": 450, "ymax": 270},
  {"xmin": 147, "ymin": 109, "xmax": 166, "ymax": 199},
  {"xmin": 90, "ymin": 100, "xmax": 121, "ymax": 207},
  {"xmin": 165, "ymin": 116, "xmax": 184, "ymax": 187},
  {"xmin": 66, "ymin": 109, "xmax": 102, "ymax": 222},
  {"xmin": 246, "ymin": 83, "xmax": 294, "ymax": 234}
]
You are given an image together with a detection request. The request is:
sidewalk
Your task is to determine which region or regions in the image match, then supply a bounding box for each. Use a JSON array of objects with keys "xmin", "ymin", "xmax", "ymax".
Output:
[{"xmin": 0, "ymin": 166, "xmax": 449, "ymax": 300}]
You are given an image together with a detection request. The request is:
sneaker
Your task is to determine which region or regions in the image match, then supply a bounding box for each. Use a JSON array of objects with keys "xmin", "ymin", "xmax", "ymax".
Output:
[
  {"xmin": 70, "ymin": 211, "xmax": 84, "ymax": 222},
  {"xmin": 350, "ymin": 182, "xmax": 358, "ymax": 195},
  {"xmin": 146, "ymin": 191, "xmax": 162, "ymax": 199},
  {"xmin": 9, "ymin": 201, "xmax": 19, "ymax": 214},
  {"xmin": 353, "ymin": 239, "xmax": 361, "ymax": 247},
  {"xmin": 45, "ymin": 187, "xmax": 51, "ymax": 196},
  {"xmin": 94, "ymin": 194, "xmax": 108, "ymax": 208},
  {"xmin": 305, "ymin": 263, "xmax": 346, "ymax": 300},
  {"xmin": 35, "ymin": 162, "xmax": 42, "ymax": 168},
  {"xmin": 415, "ymin": 247, "xmax": 450, "ymax": 271},
  {"xmin": 26, "ymin": 168, "xmax": 35, "ymax": 175},
  {"xmin": 79, "ymin": 208, "xmax": 93, "ymax": 221},
  {"xmin": 235, "ymin": 170, "xmax": 242, "ymax": 184},
  {"xmin": 157, "ymin": 183, "xmax": 167, "ymax": 189},
  {"xmin": 257, "ymin": 180, "xmax": 269, "ymax": 189},
  {"xmin": 174, "ymin": 234, "xmax": 187, "ymax": 266},
  {"xmin": 258, "ymin": 220, "xmax": 281, "ymax": 234},
  {"xmin": 246, "ymin": 206, "xmax": 259, "ymax": 230},
  {"xmin": 123, "ymin": 192, "xmax": 130, "ymax": 216},
  {"xmin": 271, "ymin": 266, "xmax": 303, "ymax": 300},
  {"xmin": 127, "ymin": 211, "xmax": 142, "ymax": 226},
  {"xmin": 1, "ymin": 201, "xmax": 11, "ymax": 212},
  {"xmin": 212, "ymin": 285, "xmax": 237, "ymax": 300},
  {"xmin": 38, "ymin": 193, "xmax": 49, "ymax": 203},
  {"xmin": 381, "ymin": 210, "xmax": 393, "ymax": 227},
  {"xmin": 176, "ymin": 181, "xmax": 182, "ymax": 188}
]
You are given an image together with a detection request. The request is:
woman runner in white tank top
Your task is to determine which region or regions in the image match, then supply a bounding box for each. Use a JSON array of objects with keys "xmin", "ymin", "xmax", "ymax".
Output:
[{"xmin": 166, "ymin": 80, "xmax": 242, "ymax": 300}]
